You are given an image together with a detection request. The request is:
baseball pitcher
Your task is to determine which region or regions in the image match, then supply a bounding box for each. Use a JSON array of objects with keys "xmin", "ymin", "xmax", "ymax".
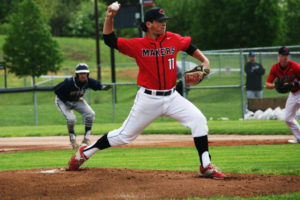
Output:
[{"xmin": 68, "ymin": 4, "xmax": 225, "ymax": 179}]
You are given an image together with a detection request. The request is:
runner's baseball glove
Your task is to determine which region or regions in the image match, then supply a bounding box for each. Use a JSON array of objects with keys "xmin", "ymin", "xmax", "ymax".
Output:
[
  {"xmin": 184, "ymin": 65, "xmax": 210, "ymax": 86},
  {"xmin": 274, "ymin": 77, "xmax": 293, "ymax": 93}
]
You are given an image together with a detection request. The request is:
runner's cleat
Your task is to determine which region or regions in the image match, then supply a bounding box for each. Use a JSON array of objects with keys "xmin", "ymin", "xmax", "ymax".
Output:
[
  {"xmin": 70, "ymin": 140, "xmax": 80, "ymax": 150},
  {"xmin": 82, "ymin": 138, "xmax": 91, "ymax": 145}
]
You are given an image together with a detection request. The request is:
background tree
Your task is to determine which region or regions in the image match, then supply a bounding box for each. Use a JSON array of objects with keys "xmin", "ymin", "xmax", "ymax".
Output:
[
  {"xmin": 68, "ymin": 0, "xmax": 107, "ymax": 37},
  {"xmin": 1, "ymin": 0, "xmax": 299, "ymax": 50},
  {"xmin": 191, "ymin": 0, "xmax": 282, "ymax": 50},
  {"xmin": 283, "ymin": 0, "xmax": 300, "ymax": 45},
  {"xmin": 49, "ymin": 0, "xmax": 87, "ymax": 36},
  {"xmin": 155, "ymin": 0, "xmax": 197, "ymax": 37},
  {"xmin": 34, "ymin": 0, "xmax": 58, "ymax": 24},
  {"xmin": 0, "ymin": 0, "xmax": 22, "ymax": 34},
  {"xmin": 250, "ymin": 0, "xmax": 282, "ymax": 47},
  {"xmin": 0, "ymin": 0, "xmax": 22, "ymax": 23},
  {"xmin": 3, "ymin": 0, "xmax": 63, "ymax": 85}
]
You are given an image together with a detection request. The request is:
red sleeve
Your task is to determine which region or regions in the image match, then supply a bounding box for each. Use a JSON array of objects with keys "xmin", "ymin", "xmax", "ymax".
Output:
[
  {"xmin": 117, "ymin": 38, "xmax": 139, "ymax": 58},
  {"xmin": 293, "ymin": 61, "xmax": 300, "ymax": 79},
  {"xmin": 266, "ymin": 64, "xmax": 277, "ymax": 83},
  {"xmin": 167, "ymin": 32, "xmax": 191, "ymax": 51}
]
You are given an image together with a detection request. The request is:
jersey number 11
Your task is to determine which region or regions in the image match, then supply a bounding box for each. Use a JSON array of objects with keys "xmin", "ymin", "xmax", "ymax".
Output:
[{"xmin": 168, "ymin": 58, "xmax": 175, "ymax": 70}]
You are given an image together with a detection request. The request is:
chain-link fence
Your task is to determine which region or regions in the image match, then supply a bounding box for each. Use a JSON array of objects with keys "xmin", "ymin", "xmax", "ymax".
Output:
[
  {"xmin": 180, "ymin": 45, "xmax": 300, "ymax": 120},
  {"xmin": 1, "ymin": 45, "xmax": 300, "ymax": 126}
]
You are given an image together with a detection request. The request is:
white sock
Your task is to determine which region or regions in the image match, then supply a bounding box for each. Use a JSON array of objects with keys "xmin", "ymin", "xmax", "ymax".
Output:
[
  {"xmin": 201, "ymin": 151, "xmax": 210, "ymax": 168},
  {"xmin": 69, "ymin": 133, "xmax": 76, "ymax": 141},
  {"xmin": 85, "ymin": 130, "xmax": 91, "ymax": 139},
  {"xmin": 83, "ymin": 143, "xmax": 99, "ymax": 158}
]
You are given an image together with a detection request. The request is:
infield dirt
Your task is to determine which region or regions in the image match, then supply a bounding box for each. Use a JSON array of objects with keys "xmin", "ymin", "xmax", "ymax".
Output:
[{"xmin": 0, "ymin": 134, "xmax": 299, "ymax": 200}]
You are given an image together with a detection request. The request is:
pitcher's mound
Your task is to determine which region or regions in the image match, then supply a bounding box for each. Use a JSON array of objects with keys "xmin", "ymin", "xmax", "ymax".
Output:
[{"xmin": 1, "ymin": 168, "xmax": 300, "ymax": 200}]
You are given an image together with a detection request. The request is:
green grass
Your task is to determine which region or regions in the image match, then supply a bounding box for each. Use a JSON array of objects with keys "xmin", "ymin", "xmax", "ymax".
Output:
[
  {"xmin": 1, "ymin": 145, "xmax": 299, "ymax": 174},
  {"xmin": 55, "ymin": 36, "xmax": 136, "ymax": 69},
  {"xmin": 0, "ymin": 120, "xmax": 292, "ymax": 137},
  {"xmin": 188, "ymin": 192, "xmax": 300, "ymax": 200}
]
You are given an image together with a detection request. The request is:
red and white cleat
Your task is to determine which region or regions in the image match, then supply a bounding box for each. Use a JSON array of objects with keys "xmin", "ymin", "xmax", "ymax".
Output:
[
  {"xmin": 200, "ymin": 163, "xmax": 226, "ymax": 179},
  {"xmin": 68, "ymin": 145, "xmax": 88, "ymax": 171}
]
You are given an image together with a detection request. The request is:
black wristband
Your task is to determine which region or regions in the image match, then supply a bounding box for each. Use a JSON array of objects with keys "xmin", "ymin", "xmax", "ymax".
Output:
[{"xmin": 186, "ymin": 43, "xmax": 197, "ymax": 56}]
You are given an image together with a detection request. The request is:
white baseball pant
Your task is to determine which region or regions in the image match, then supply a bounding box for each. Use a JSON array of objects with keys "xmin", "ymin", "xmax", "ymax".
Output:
[
  {"xmin": 285, "ymin": 90, "xmax": 300, "ymax": 141},
  {"xmin": 107, "ymin": 87, "xmax": 208, "ymax": 146}
]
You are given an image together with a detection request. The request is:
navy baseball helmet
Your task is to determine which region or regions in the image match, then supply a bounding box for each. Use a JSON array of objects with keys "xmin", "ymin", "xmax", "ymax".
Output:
[
  {"xmin": 75, "ymin": 63, "xmax": 90, "ymax": 74},
  {"xmin": 248, "ymin": 51, "xmax": 256, "ymax": 57}
]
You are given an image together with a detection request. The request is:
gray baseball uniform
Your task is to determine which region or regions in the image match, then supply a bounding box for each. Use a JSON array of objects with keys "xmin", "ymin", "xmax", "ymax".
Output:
[{"xmin": 54, "ymin": 63, "xmax": 107, "ymax": 149}]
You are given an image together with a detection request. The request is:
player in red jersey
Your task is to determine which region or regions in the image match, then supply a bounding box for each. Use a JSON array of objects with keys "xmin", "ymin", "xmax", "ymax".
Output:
[
  {"xmin": 68, "ymin": 3, "xmax": 225, "ymax": 179},
  {"xmin": 265, "ymin": 46, "xmax": 300, "ymax": 143}
]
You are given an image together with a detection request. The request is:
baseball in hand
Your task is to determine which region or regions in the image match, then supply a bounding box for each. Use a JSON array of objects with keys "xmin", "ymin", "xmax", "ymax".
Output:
[{"xmin": 110, "ymin": 2, "xmax": 120, "ymax": 11}]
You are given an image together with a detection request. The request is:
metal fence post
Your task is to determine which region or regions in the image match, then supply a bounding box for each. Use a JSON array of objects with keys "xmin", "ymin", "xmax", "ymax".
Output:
[
  {"xmin": 181, "ymin": 51, "xmax": 187, "ymax": 98},
  {"xmin": 239, "ymin": 49, "xmax": 245, "ymax": 119},
  {"xmin": 34, "ymin": 90, "xmax": 38, "ymax": 126},
  {"xmin": 0, "ymin": 62, "xmax": 8, "ymax": 88},
  {"xmin": 112, "ymin": 83, "xmax": 116, "ymax": 123},
  {"xmin": 218, "ymin": 55, "xmax": 222, "ymax": 77},
  {"xmin": 258, "ymin": 51, "xmax": 262, "ymax": 65}
]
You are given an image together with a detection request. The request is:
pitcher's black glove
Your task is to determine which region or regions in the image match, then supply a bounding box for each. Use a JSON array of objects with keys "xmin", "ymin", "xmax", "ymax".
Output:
[{"xmin": 274, "ymin": 77, "xmax": 293, "ymax": 93}]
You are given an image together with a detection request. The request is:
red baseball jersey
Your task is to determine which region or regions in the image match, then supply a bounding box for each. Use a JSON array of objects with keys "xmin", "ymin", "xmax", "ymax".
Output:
[
  {"xmin": 117, "ymin": 31, "xmax": 191, "ymax": 90},
  {"xmin": 267, "ymin": 60, "xmax": 300, "ymax": 93}
]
